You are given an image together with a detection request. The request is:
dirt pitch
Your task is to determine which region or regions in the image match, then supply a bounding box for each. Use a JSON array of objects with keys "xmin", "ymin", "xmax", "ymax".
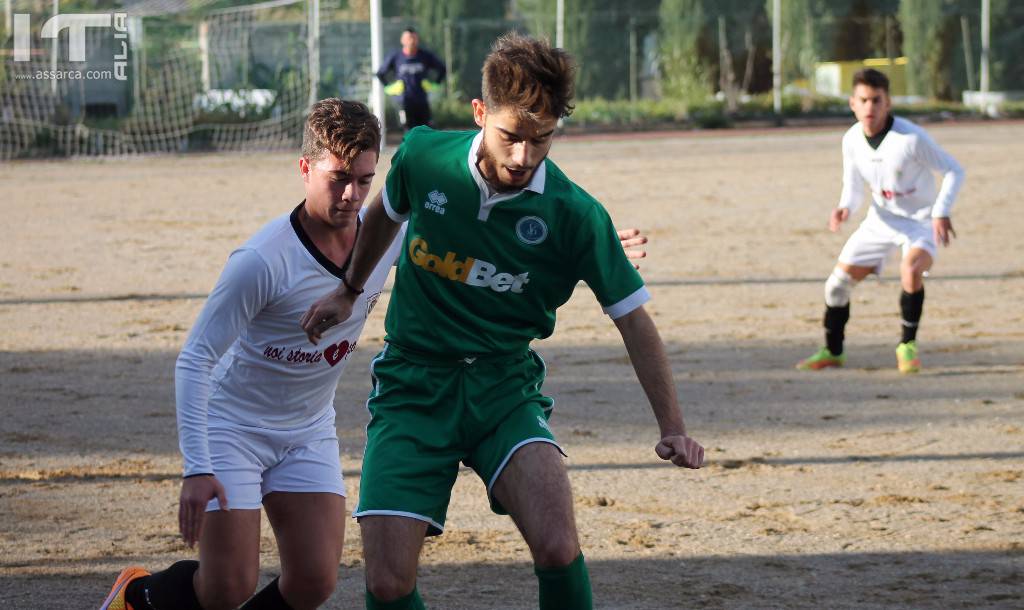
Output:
[{"xmin": 1, "ymin": 121, "xmax": 1022, "ymax": 609}]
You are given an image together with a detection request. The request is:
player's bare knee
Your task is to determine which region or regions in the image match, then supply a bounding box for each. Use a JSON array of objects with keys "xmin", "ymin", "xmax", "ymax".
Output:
[
  {"xmin": 366, "ymin": 568, "xmax": 417, "ymax": 602},
  {"xmin": 900, "ymin": 260, "xmax": 926, "ymax": 285},
  {"xmin": 824, "ymin": 267, "xmax": 856, "ymax": 307},
  {"xmin": 530, "ymin": 530, "xmax": 580, "ymax": 568}
]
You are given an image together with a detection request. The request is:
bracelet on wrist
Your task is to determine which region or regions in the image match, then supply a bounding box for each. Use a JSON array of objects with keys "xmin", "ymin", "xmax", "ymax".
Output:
[{"xmin": 341, "ymin": 274, "xmax": 364, "ymax": 295}]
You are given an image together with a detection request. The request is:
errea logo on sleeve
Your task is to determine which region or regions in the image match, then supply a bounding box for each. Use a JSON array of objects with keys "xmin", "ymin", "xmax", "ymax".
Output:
[
  {"xmin": 408, "ymin": 237, "xmax": 529, "ymax": 293},
  {"xmin": 424, "ymin": 190, "xmax": 448, "ymax": 215}
]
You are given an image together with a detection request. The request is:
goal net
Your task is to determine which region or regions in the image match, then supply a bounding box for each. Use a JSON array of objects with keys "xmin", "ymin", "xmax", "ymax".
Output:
[{"xmin": 0, "ymin": 0, "xmax": 373, "ymax": 159}]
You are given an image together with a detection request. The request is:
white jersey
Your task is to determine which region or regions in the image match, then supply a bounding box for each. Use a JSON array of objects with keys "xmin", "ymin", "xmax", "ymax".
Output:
[
  {"xmin": 838, "ymin": 116, "xmax": 964, "ymax": 222},
  {"xmin": 175, "ymin": 204, "xmax": 404, "ymax": 476}
]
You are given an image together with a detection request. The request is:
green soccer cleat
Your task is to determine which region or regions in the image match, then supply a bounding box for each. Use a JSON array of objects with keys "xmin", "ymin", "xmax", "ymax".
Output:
[
  {"xmin": 896, "ymin": 341, "xmax": 921, "ymax": 374},
  {"xmin": 796, "ymin": 346, "xmax": 846, "ymax": 370}
]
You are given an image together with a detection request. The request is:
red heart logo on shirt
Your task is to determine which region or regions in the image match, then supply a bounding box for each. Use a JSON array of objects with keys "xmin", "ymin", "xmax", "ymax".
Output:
[{"xmin": 324, "ymin": 340, "xmax": 350, "ymax": 366}]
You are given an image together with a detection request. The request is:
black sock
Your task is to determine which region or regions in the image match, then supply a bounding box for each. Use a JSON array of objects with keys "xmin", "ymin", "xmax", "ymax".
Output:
[
  {"xmin": 127, "ymin": 560, "xmax": 202, "ymax": 610},
  {"xmin": 240, "ymin": 577, "xmax": 294, "ymax": 610},
  {"xmin": 824, "ymin": 304, "xmax": 850, "ymax": 356},
  {"xmin": 900, "ymin": 289, "xmax": 925, "ymax": 343}
]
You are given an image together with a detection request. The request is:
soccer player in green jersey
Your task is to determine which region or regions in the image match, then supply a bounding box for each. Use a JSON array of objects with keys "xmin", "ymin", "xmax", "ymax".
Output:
[{"xmin": 302, "ymin": 33, "xmax": 704, "ymax": 610}]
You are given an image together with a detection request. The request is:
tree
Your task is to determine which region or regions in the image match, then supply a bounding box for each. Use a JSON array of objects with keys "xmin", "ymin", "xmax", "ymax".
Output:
[
  {"xmin": 988, "ymin": 0, "xmax": 1024, "ymax": 92},
  {"xmin": 517, "ymin": 0, "xmax": 660, "ymax": 100},
  {"xmin": 899, "ymin": 0, "xmax": 953, "ymax": 97},
  {"xmin": 658, "ymin": 0, "xmax": 708, "ymax": 101}
]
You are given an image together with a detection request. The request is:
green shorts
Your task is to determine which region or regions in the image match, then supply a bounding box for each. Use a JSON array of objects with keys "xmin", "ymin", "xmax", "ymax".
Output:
[{"xmin": 354, "ymin": 342, "xmax": 560, "ymax": 535}]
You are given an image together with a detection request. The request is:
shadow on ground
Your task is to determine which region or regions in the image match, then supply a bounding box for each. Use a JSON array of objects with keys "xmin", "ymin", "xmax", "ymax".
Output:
[
  {"xmin": 1, "ymin": 339, "xmax": 1022, "ymax": 460},
  {"xmin": 2, "ymin": 549, "xmax": 1020, "ymax": 609}
]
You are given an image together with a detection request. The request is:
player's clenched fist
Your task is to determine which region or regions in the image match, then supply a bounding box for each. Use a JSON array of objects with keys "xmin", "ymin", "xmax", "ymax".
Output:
[
  {"xmin": 829, "ymin": 207, "xmax": 850, "ymax": 232},
  {"xmin": 300, "ymin": 288, "xmax": 357, "ymax": 344},
  {"xmin": 655, "ymin": 435, "xmax": 704, "ymax": 469}
]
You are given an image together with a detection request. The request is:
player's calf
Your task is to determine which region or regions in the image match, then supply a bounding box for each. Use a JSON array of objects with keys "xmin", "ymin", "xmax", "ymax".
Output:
[
  {"xmin": 798, "ymin": 268, "xmax": 858, "ymax": 370},
  {"xmin": 197, "ymin": 570, "xmax": 259, "ymax": 610},
  {"xmin": 275, "ymin": 571, "xmax": 337, "ymax": 609}
]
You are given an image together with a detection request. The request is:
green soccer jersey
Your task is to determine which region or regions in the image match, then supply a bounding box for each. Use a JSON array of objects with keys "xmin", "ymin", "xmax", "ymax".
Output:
[{"xmin": 381, "ymin": 127, "xmax": 648, "ymax": 355}]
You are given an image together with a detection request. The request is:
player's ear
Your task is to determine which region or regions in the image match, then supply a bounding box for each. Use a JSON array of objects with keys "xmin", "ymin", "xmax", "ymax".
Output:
[
  {"xmin": 299, "ymin": 156, "xmax": 310, "ymax": 181},
  {"xmin": 471, "ymin": 99, "xmax": 487, "ymax": 129}
]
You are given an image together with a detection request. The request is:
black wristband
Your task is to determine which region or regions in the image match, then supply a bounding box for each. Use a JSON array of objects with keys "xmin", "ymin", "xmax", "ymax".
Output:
[{"xmin": 341, "ymin": 274, "xmax": 364, "ymax": 295}]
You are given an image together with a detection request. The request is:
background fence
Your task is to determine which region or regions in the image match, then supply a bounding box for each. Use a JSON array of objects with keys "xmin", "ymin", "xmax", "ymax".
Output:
[{"xmin": 2, "ymin": 0, "xmax": 1023, "ymax": 158}]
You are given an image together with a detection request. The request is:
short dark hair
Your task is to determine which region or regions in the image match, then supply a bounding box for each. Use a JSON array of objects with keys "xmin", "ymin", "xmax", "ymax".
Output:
[
  {"xmin": 481, "ymin": 32, "xmax": 575, "ymax": 120},
  {"xmin": 403, "ymin": 27, "xmax": 417, "ymax": 35},
  {"xmin": 852, "ymin": 68, "xmax": 890, "ymax": 93},
  {"xmin": 302, "ymin": 98, "xmax": 381, "ymax": 165}
]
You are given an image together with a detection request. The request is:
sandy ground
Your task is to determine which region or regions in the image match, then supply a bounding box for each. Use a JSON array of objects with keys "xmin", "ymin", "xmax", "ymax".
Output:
[{"xmin": 1, "ymin": 121, "xmax": 1022, "ymax": 609}]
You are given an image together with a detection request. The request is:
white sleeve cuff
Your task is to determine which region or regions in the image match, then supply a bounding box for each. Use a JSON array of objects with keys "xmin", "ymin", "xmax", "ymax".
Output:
[
  {"xmin": 382, "ymin": 189, "xmax": 409, "ymax": 223},
  {"xmin": 602, "ymin": 286, "xmax": 651, "ymax": 320}
]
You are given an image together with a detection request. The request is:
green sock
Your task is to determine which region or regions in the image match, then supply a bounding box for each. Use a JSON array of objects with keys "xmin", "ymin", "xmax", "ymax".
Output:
[
  {"xmin": 535, "ymin": 552, "xmax": 593, "ymax": 610},
  {"xmin": 365, "ymin": 586, "xmax": 425, "ymax": 610}
]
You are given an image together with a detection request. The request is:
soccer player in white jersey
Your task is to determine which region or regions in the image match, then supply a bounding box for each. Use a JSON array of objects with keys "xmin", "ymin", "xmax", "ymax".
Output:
[
  {"xmin": 99, "ymin": 99, "xmax": 398, "ymax": 610},
  {"xmin": 797, "ymin": 68, "xmax": 964, "ymax": 373}
]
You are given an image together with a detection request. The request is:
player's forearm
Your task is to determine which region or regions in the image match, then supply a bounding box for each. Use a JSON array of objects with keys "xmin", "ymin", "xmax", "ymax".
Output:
[
  {"xmin": 614, "ymin": 306, "xmax": 687, "ymax": 437},
  {"xmin": 932, "ymin": 164, "xmax": 965, "ymax": 218},
  {"xmin": 345, "ymin": 191, "xmax": 401, "ymax": 290},
  {"xmin": 837, "ymin": 175, "xmax": 864, "ymax": 214},
  {"xmin": 175, "ymin": 350, "xmax": 214, "ymax": 476}
]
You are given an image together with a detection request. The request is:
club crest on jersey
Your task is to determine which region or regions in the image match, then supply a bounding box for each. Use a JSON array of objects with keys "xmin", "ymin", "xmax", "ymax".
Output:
[
  {"xmin": 515, "ymin": 216, "xmax": 548, "ymax": 245},
  {"xmin": 424, "ymin": 190, "xmax": 448, "ymax": 215}
]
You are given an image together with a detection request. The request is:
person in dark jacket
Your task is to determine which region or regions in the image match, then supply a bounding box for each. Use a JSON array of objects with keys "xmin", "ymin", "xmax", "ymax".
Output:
[{"xmin": 376, "ymin": 27, "xmax": 447, "ymax": 131}]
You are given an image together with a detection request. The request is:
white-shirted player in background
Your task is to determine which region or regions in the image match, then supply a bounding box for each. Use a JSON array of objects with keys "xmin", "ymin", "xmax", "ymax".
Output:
[
  {"xmin": 99, "ymin": 98, "xmax": 648, "ymax": 610},
  {"xmin": 797, "ymin": 68, "xmax": 964, "ymax": 374}
]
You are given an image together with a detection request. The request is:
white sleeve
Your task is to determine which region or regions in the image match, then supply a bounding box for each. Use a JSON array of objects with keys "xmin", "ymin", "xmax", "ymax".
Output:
[
  {"xmin": 912, "ymin": 130, "xmax": 964, "ymax": 218},
  {"xmin": 175, "ymin": 248, "xmax": 274, "ymax": 476},
  {"xmin": 837, "ymin": 133, "xmax": 865, "ymax": 214}
]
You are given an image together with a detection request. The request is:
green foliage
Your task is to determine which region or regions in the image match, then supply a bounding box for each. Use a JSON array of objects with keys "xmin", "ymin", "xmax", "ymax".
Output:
[
  {"xmin": 516, "ymin": 0, "xmax": 660, "ymax": 101},
  {"xmin": 989, "ymin": 0, "xmax": 1024, "ymax": 92},
  {"xmin": 891, "ymin": 99, "xmax": 977, "ymax": 117},
  {"xmin": 899, "ymin": 0, "xmax": 951, "ymax": 97},
  {"xmin": 658, "ymin": 0, "xmax": 708, "ymax": 102},
  {"xmin": 998, "ymin": 101, "xmax": 1024, "ymax": 118},
  {"xmin": 430, "ymin": 96, "xmax": 475, "ymax": 129},
  {"xmin": 739, "ymin": 92, "xmax": 848, "ymax": 116},
  {"xmin": 568, "ymin": 97, "xmax": 688, "ymax": 126}
]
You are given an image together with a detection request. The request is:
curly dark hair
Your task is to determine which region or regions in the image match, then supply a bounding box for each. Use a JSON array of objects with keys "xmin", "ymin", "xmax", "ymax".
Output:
[
  {"xmin": 481, "ymin": 32, "xmax": 576, "ymax": 120},
  {"xmin": 302, "ymin": 98, "xmax": 381, "ymax": 165}
]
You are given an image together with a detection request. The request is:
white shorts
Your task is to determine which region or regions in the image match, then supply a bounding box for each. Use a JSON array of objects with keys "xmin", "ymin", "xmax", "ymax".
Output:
[
  {"xmin": 838, "ymin": 211, "xmax": 936, "ymax": 272},
  {"xmin": 205, "ymin": 410, "xmax": 345, "ymax": 511}
]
